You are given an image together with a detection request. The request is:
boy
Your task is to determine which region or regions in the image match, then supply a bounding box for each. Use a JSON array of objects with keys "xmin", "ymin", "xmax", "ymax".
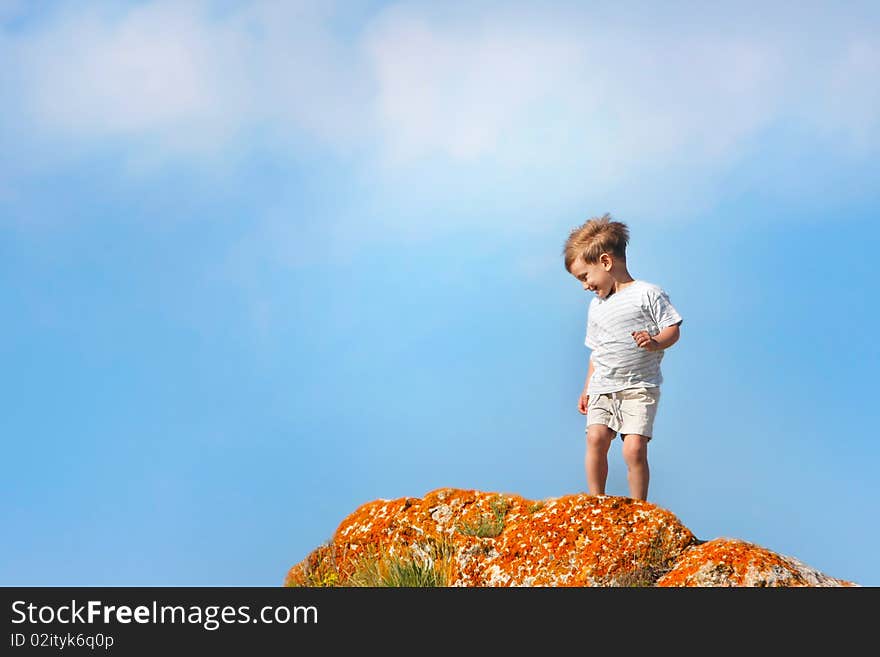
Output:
[{"xmin": 563, "ymin": 214, "xmax": 682, "ymax": 501}]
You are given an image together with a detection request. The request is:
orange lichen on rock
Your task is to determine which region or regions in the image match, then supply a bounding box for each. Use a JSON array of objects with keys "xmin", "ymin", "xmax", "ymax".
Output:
[
  {"xmin": 286, "ymin": 488, "xmax": 695, "ymax": 587},
  {"xmin": 284, "ymin": 489, "xmax": 858, "ymax": 587},
  {"xmin": 657, "ymin": 538, "xmax": 857, "ymax": 587}
]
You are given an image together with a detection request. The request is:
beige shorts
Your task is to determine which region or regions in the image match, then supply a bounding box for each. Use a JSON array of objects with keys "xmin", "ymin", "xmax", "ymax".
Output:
[{"xmin": 586, "ymin": 386, "xmax": 661, "ymax": 439}]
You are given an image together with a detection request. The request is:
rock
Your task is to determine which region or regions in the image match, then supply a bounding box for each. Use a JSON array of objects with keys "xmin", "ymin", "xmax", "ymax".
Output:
[
  {"xmin": 656, "ymin": 537, "xmax": 856, "ymax": 587},
  {"xmin": 285, "ymin": 488, "xmax": 856, "ymax": 587}
]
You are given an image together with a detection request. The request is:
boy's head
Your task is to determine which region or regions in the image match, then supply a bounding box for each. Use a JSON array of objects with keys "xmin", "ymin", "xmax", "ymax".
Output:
[
  {"xmin": 563, "ymin": 213, "xmax": 630, "ymax": 271},
  {"xmin": 563, "ymin": 213, "xmax": 631, "ymax": 298}
]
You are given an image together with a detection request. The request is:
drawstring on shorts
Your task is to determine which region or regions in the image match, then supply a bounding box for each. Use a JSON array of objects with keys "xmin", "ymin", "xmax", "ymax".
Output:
[{"xmin": 608, "ymin": 391, "xmax": 624, "ymax": 430}]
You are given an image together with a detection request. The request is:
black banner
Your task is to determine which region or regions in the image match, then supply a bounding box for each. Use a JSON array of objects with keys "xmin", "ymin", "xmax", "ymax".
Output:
[{"xmin": 1, "ymin": 586, "xmax": 872, "ymax": 653}]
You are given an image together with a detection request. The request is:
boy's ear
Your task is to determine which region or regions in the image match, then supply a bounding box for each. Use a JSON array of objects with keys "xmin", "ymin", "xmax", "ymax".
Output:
[{"xmin": 599, "ymin": 252, "xmax": 613, "ymax": 270}]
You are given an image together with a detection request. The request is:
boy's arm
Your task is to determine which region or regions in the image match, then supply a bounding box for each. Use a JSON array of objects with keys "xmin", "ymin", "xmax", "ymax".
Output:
[
  {"xmin": 583, "ymin": 357, "xmax": 594, "ymax": 392},
  {"xmin": 578, "ymin": 358, "xmax": 594, "ymax": 414},
  {"xmin": 653, "ymin": 322, "xmax": 681, "ymax": 349},
  {"xmin": 633, "ymin": 321, "xmax": 681, "ymax": 351}
]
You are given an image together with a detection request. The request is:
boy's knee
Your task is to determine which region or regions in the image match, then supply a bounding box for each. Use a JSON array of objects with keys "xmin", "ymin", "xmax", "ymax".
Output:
[
  {"xmin": 621, "ymin": 435, "xmax": 649, "ymax": 461},
  {"xmin": 586, "ymin": 425, "xmax": 615, "ymax": 449}
]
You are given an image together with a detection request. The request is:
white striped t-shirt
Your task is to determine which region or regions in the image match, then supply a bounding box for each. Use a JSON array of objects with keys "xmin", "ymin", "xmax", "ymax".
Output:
[{"xmin": 585, "ymin": 280, "xmax": 683, "ymax": 395}]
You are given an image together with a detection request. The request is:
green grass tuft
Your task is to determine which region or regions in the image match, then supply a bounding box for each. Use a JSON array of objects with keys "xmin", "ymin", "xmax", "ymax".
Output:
[
  {"xmin": 456, "ymin": 495, "xmax": 511, "ymax": 538},
  {"xmin": 612, "ymin": 532, "xmax": 675, "ymax": 587},
  {"xmin": 348, "ymin": 537, "xmax": 456, "ymax": 587}
]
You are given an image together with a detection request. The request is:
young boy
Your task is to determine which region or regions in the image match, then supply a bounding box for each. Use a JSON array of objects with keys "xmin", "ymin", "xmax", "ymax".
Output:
[{"xmin": 563, "ymin": 214, "xmax": 683, "ymax": 501}]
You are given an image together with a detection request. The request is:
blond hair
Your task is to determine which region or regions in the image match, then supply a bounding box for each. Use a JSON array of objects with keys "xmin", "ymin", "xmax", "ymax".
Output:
[{"xmin": 562, "ymin": 213, "xmax": 630, "ymax": 272}]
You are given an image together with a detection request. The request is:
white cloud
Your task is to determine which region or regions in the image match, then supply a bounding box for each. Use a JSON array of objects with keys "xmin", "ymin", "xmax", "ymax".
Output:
[
  {"xmin": 24, "ymin": 6, "xmax": 221, "ymax": 132},
  {"xmin": 364, "ymin": 13, "xmax": 583, "ymax": 162},
  {"xmin": 354, "ymin": 3, "xmax": 880, "ymax": 229},
  {"xmin": 364, "ymin": 9, "xmax": 784, "ymax": 170},
  {"xmin": 354, "ymin": 6, "xmax": 793, "ymax": 225},
  {"xmin": 6, "ymin": 0, "xmax": 371, "ymax": 166},
  {"xmin": 1, "ymin": 1, "xmax": 878, "ymax": 223}
]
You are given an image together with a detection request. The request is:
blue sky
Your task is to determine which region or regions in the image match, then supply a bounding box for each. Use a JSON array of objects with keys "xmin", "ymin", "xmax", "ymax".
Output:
[{"xmin": 2, "ymin": 0, "xmax": 879, "ymax": 587}]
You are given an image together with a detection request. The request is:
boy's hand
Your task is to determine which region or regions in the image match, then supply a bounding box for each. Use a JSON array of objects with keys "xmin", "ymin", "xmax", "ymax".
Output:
[
  {"xmin": 632, "ymin": 330, "xmax": 660, "ymax": 351},
  {"xmin": 578, "ymin": 390, "xmax": 589, "ymax": 415}
]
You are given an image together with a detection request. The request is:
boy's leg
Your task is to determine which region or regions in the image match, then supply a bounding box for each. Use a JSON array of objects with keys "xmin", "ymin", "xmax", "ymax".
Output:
[
  {"xmin": 585, "ymin": 424, "xmax": 616, "ymax": 495},
  {"xmin": 621, "ymin": 434, "xmax": 650, "ymax": 500}
]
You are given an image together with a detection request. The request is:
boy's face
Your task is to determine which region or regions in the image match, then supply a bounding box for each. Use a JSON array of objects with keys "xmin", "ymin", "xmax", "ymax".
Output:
[{"xmin": 570, "ymin": 255, "xmax": 615, "ymax": 299}]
